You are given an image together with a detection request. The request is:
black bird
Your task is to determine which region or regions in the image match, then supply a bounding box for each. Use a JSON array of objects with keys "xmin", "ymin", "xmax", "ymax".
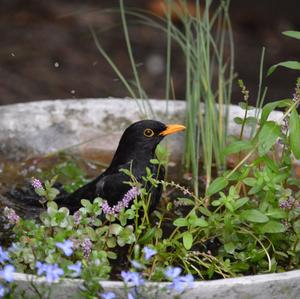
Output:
[
  {"xmin": 60, "ymin": 119, "xmax": 185, "ymax": 213},
  {"xmin": 3, "ymin": 120, "xmax": 185, "ymax": 215}
]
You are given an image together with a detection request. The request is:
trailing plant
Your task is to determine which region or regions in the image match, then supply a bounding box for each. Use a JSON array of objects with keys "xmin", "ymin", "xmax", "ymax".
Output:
[{"xmin": 2, "ymin": 83, "xmax": 300, "ymax": 296}]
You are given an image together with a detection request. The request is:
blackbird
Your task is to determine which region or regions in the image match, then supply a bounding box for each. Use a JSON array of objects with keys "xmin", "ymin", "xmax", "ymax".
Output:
[
  {"xmin": 59, "ymin": 119, "xmax": 185, "ymax": 213},
  {"xmin": 4, "ymin": 120, "xmax": 185, "ymax": 215}
]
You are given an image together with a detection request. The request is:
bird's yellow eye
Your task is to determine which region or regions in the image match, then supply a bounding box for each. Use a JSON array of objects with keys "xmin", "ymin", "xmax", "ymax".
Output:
[{"xmin": 144, "ymin": 128, "xmax": 154, "ymax": 137}]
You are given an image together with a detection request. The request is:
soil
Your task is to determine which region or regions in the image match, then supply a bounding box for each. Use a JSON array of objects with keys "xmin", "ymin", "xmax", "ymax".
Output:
[{"xmin": 0, "ymin": 0, "xmax": 300, "ymax": 106}]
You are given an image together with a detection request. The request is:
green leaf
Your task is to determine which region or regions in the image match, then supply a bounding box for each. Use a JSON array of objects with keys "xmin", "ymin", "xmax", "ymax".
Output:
[
  {"xmin": 224, "ymin": 140, "xmax": 253, "ymax": 156},
  {"xmin": 206, "ymin": 177, "xmax": 228, "ymax": 197},
  {"xmin": 234, "ymin": 117, "xmax": 243, "ymax": 125},
  {"xmin": 267, "ymin": 61, "xmax": 300, "ymax": 76},
  {"xmin": 182, "ymin": 231, "xmax": 193, "ymax": 250},
  {"xmin": 47, "ymin": 206, "xmax": 57, "ymax": 217},
  {"xmin": 282, "ymin": 30, "xmax": 300, "ymax": 40},
  {"xmin": 107, "ymin": 251, "xmax": 117, "ymax": 259},
  {"xmin": 174, "ymin": 218, "xmax": 188, "ymax": 227},
  {"xmin": 193, "ymin": 217, "xmax": 208, "ymax": 227},
  {"xmin": 47, "ymin": 201, "xmax": 58, "ymax": 210},
  {"xmin": 261, "ymin": 221, "xmax": 286, "ymax": 233},
  {"xmin": 150, "ymin": 159, "xmax": 160, "ymax": 165},
  {"xmin": 224, "ymin": 242, "xmax": 236, "ymax": 254},
  {"xmin": 199, "ymin": 206, "xmax": 211, "ymax": 216},
  {"xmin": 293, "ymin": 220, "xmax": 300, "ymax": 235},
  {"xmin": 107, "ymin": 237, "xmax": 116, "ymax": 248},
  {"xmin": 238, "ymin": 102, "xmax": 248, "ymax": 110},
  {"xmin": 290, "ymin": 109, "xmax": 300, "ymax": 159},
  {"xmin": 243, "ymin": 177, "xmax": 256, "ymax": 186},
  {"xmin": 258, "ymin": 121, "xmax": 281, "ymax": 156},
  {"xmin": 211, "ymin": 199, "xmax": 221, "ymax": 206},
  {"xmin": 240, "ymin": 209, "xmax": 269, "ymax": 223},
  {"xmin": 266, "ymin": 208, "xmax": 286, "ymax": 219},
  {"xmin": 109, "ymin": 224, "xmax": 123, "ymax": 235},
  {"xmin": 35, "ymin": 188, "xmax": 46, "ymax": 197},
  {"xmin": 295, "ymin": 240, "xmax": 300, "ymax": 252},
  {"xmin": 260, "ymin": 99, "xmax": 291, "ymax": 126},
  {"xmin": 244, "ymin": 117, "xmax": 257, "ymax": 126},
  {"xmin": 234, "ymin": 197, "xmax": 249, "ymax": 210},
  {"xmin": 81, "ymin": 199, "xmax": 92, "ymax": 209},
  {"xmin": 138, "ymin": 228, "xmax": 156, "ymax": 244}
]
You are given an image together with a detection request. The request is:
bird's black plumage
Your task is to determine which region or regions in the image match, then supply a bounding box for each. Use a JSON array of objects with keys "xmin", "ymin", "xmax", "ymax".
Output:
[{"xmin": 4, "ymin": 120, "xmax": 185, "ymax": 215}]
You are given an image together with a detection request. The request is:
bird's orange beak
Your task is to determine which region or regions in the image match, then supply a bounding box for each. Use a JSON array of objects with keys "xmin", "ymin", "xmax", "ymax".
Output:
[{"xmin": 159, "ymin": 124, "xmax": 186, "ymax": 136}]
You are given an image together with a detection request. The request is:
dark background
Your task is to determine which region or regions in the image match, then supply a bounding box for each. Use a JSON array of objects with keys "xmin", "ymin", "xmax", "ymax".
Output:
[{"xmin": 0, "ymin": 0, "xmax": 300, "ymax": 106}]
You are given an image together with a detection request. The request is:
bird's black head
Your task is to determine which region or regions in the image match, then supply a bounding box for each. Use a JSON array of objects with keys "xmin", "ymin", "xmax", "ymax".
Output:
[{"xmin": 110, "ymin": 120, "xmax": 185, "ymax": 167}]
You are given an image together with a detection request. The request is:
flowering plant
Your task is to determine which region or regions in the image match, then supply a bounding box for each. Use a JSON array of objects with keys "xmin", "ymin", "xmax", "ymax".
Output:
[{"xmin": 1, "ymin": 79, "xmax": 300, "ymax": 297}]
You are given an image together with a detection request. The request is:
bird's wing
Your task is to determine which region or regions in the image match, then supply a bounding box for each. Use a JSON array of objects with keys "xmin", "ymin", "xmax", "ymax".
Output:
[{"xmin": 95, "ymin": 171, "xmax": 132, "ymax": 206}]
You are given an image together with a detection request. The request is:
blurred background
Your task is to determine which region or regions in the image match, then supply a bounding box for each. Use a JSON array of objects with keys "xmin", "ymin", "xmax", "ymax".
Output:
[{"xmin": 0, "ymin": 0, "xmax": 300, "ymax": 106}]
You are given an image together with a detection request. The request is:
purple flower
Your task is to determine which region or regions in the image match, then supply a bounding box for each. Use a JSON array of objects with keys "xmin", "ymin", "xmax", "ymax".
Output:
[
  {"xmin": 128, "ymin": 293, "xmax": 135, "ymax": 299},
  {"xmin": 164, "ymin": 267, "xmax": 182, "ymax": 280},
  {"xmin": 81, "ymin": 238, "xmax": 92, "ymax": 259},
  {"xmin": 102, "ymin": 187, "xmax": 140, "ymax": 216},
  {"xmin": 3, "ymin": 207, "xmax": 20, "ymax": 225},
  {"xmin": 0, "ymin": 247, "xmax": 9, "ymax": 264},
  {"xmin": 143, "ymin": 246, "xmax": 157, "ymax": 261},
  {"xmin": 0, "ymin": 284, "xmax": 5, "ymax": 297},
  {"xmin": 73, "ymin": 211, "xmax": 81, "ymax": 225},
  {"xmin": 56, "ymin": 240, "xmax": 73, "ymax": 256},
  {"xmin": 169, "ymin": 274, "xmax": 194, "ymax": 293},
  {"xmin": 101, "ymin": 291, "xmax": 116, "ymax": 299},
  {"xmin": 67, "ymin": 261, "xmax": 82, "ymax": 277},
  {"xmin": 45, "ymin": 264, "xmax": 64, "ymax": 283},
  {"xmin": 279, "ymin": 197, "xmax": 296, "ymax": 210},
  {"xmin": 36, "ymin": 261, "xmax": 49, "ymax": 276},
  {"xmin": 36, "ymin": 262, "xmax": 64, "ymax": 283},
  {"xmin": 0, "ymin": 264, "xmax": 15, "ymax": 283},
  {"xmin": 121, "ymin": 271, "xmax": 144, "ymax": 286},
  {"xmin": 31, "ymin": 178, "xmax": 43, "ymax": 189}
]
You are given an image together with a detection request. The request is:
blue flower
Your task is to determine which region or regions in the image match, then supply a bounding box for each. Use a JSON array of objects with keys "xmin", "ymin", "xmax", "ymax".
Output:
[
  {"xmin": 67, "ymin": 261, "xmax": 82, "ymax": 277},
  {"xmin": 36, "ymin": 262, "xmax": 64, "ymax": 283},
  {"xmin": 0, "ymin": 284, "xmax": 5, "ymax": 297},
  {"xmin": 0, "ymin": 247, "xmax": 9, "ymax": 264},
  {"xmin": 36, "ymin": 261, "xmax": 47, "ymax": 276},
  {"xmin": 101, "ymin": 291, "xmax": 116, "ymax": 299},
  {"xmin": 127, "ymin": 292, "xmax": 135, "ymax": 299},
  {"xmin": 0, "ymin": 264, "xmax": 15, "ymax": 282},
  {"xmin": 45, "ymin": 264, "xmax": 64, "ymax": 283},
  {"xmin": 56, "ymin": 240, "xmax": 73, "ymax": 256},
  {"xmin": 169, "ymin": 274, "xmax": 194, "ymax": 293},
  {"xmin": 121, "ymin": 271, "xmax": 144, "ymax": 286},
  {"xmin": 164, "ymin": 266, "xmax": 182, "ymax": 280},
  {"xmin": 143, "ymin": 246, "xmax": 157, "ymax": 261}
]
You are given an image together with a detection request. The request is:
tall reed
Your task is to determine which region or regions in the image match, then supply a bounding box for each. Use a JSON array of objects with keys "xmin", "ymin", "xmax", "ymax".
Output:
[
  {"xmin": 158, "ymin": 0, "xmax": 235, "ymax": 194},
  {"xmin": 92, "ymin": 0, "xmax": 235, "ymax": 195}
]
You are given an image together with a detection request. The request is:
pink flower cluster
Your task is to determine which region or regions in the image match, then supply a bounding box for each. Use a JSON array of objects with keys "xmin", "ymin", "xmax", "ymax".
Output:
[
  {"xmin": 279, "ymin": 196, "xmax": 300, "ymax": 210},
  {"xmin": 3, "ymin": 207, "xmax": 20, "ymax": 225},
  {"xmin": 81, "ymin": 238, "xmax": 92, "ymax": 259},
  {"xmin": 101, "ymin": 187, "xmax": 140, "ymax": 216},
  {"xmin": 31, "ymin": 178, "xmax": 43, "ymax": 189}
]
